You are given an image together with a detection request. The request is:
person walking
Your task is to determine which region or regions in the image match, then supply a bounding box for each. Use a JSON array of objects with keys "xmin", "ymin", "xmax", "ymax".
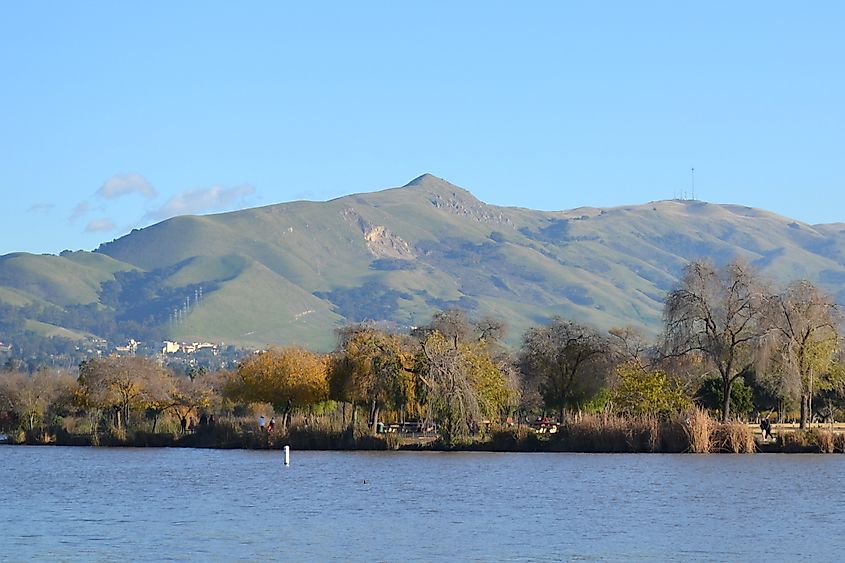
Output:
[{"xmin": 258, "ymin": 415, "xmax": 266, "ymax": 432}]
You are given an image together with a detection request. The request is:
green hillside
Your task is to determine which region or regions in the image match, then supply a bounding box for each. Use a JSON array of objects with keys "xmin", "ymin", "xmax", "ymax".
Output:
[
  {"xmin": 3, "ymin": 174, "xmax": 845, "ymax": 351},
  {"xmin": 0, "ymin": 251, "xmax": 136, "ymax": 306}
]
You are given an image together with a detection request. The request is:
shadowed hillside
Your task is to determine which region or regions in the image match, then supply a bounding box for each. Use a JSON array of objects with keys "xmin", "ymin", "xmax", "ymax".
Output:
[{"xmin": 3, "ymin": 174, "xmax": 845, "ymax": 351}]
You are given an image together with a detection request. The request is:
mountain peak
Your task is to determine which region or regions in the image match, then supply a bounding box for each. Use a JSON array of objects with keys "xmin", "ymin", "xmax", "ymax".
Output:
[{"xmin": 404, "ymin": 173, "xmax": 449, "ymax": 187}]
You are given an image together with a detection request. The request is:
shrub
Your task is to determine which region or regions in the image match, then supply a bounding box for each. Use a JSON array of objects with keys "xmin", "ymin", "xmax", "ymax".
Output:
[
  {"xmin": 383, "ymin": 432, "xmax": 403, "ymax": 451},
  {"xmin": 808, "ymin": 429, "xmax": 835, "ymax": 453},
  {"xmin": 779, "ymin": 431, "xmax": 811, "ymax": 452},
  {"xmin": 490, "ymin": 427, "xmax": 542, "ymax": 451}
]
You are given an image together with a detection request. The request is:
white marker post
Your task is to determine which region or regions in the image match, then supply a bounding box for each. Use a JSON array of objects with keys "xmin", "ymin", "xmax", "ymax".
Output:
[{"xmin": 283, "ymin": 445, "xmax": 290, "ymax": 466}]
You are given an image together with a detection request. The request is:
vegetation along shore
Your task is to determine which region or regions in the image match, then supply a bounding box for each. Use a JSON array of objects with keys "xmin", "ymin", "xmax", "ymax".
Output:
[{"xmin": 3, "ymin": 258, "xmax": 845, "ymax": 454}]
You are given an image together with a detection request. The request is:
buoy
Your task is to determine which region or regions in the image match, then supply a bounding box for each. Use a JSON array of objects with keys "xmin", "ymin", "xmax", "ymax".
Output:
[{"xmin": 284, "ymin": 445, "xmax": 290, "ymax": 466}]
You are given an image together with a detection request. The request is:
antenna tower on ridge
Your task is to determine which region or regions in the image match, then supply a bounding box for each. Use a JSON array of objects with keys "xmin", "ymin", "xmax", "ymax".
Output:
[{"xmin": 691, "ymin": 167, "xmax": 695, "ymax": 200}]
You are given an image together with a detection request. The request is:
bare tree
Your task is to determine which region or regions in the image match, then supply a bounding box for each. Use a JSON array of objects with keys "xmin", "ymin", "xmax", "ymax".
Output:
[
  {"xmin": 420, "ymin": 309, "xmax": 505, "ymax": 348},
  {"xmin": 609, "ymin": 326, "xmax": 655, "ymax": 371},
  {"xmin": 663, "ymin": 259, "xmax": 768, "ymax": 422},
  {"xmin": 0, "ymin": 369, "xmax": 76, "ymax": 432},
  {"xmin": 77, "ymin": 356, "xmax": 172, "ymax": 430},
  {"xmin": 760, "ymin": 280, "xmax": 842, "ymax": 429}
]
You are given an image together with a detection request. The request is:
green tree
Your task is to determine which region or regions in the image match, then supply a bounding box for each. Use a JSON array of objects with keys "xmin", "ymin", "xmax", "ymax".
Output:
[
  {"xmin": 612, "ymin": 362, "xmax": 691, "ymax": 415},
  {"xmin": 696, "ymin": 375, "xmax": 754, "ymax": 419},
  {"xmin": 416, "ymin": 330, "xmax": 514, "ymax": 444},
  {"xmin": 519, "ymin": 317, "xmax": 611, "ymax": 424},
  {"xmin": 335, "ymin": 328, "xmax": 414, "ymax": 435}
]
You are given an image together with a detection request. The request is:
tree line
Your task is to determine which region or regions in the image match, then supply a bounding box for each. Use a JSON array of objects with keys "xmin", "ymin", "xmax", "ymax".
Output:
[{"xmin": 2, "ymin": 258, "xmax": 844, "ymax": 445}]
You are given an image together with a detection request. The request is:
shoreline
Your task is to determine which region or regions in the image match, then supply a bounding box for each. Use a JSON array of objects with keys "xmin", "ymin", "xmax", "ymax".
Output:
[{"xmin": 2, "ymin": 429, "xmax": 840, "ymax": 454}]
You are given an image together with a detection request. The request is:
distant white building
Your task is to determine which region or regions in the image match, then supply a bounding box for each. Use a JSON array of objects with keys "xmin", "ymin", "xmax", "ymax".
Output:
[
  {"xmin": 114, "ymin": 339, "xmax": 139, "ymax": 354},
  {"xmin": 161, "ymin": 340, "xmax": 219, "ymax": 355}
]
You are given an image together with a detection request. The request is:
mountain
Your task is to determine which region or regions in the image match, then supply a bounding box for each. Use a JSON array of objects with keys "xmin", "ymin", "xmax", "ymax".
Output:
[{"xmin": 3, "ymin": 173, "xmax": 845, "ymax": 352}]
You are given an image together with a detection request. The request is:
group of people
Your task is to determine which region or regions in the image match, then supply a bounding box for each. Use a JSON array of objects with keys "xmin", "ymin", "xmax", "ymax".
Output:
[
  {"xmin": 258, "ymin": 415, "xmax": 276, "ymax": 433},
  {"xmin": 180, "ymin": 413, "xmax": 215, "ymax": 434}
]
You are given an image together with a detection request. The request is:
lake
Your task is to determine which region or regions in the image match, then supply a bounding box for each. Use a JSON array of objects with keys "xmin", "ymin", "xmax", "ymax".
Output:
[{"xmin": 1, "ymin": 446, "xmax": 843, "ymax": 561}]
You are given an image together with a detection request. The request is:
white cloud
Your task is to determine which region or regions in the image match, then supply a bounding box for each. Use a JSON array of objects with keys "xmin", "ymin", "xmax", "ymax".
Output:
[
  {"xmin": 144, "ymin": 184, "xmax": 256, "ymax": 221},
  {"xmin": 27, "ymin": 203, "xmax": 54, "ymax": 213},
  {"xmin": 85, "ymin": 218, "xmax": 117, "ymax": 232},
  {"xmin": 98, "ymin": 173, "xmax": 156, "ymax": 199},
  {"xmin": 69, "ymin": 201, "xmax": 90, "ymax": 222}
]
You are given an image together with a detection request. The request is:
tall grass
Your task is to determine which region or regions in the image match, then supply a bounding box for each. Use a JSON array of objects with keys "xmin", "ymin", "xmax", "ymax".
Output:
[
  {"xmin": 549, "ymin": 410, "xmax": 758, "ymax": 453},
  {"xmin": 712, "ymin": 422, "xmax": 755, "ymax": 453},
  {"xmin": 683, "ymin": 408, "xmax": 712, "ymax": 453},
  {"xmin": 558, "ymin": 414, "xmax": 688, "ymax": 453},
  {"xmin": 779, "ymin": 429, "xmax": 837, "ymax": 453}
]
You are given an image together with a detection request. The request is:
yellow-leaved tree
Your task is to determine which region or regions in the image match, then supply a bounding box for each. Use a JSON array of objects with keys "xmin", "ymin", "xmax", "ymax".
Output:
[
  {"xmin": 227, "ymin": 347, "xmax": 328, "ymax": 428},
  {"xmin": 612, "ymin": 361, "xmax": 691, "ymax": 416}
]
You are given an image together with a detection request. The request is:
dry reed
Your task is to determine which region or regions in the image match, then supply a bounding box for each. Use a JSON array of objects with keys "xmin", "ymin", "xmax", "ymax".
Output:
[
  {"xmin": 713, "ymin": 422, "xmax": 755, "ymax": 453},
  {"xmin": 834, "ymin": 432, "xmax": 845, "ymax": 453},
  {"xmin": 684, "ymin": 408, "xmax": 713, "ymax": 453},
  {"xmin": 560, "ymin": 414, "xmax": 688, "ymax": 453},
  {"xmin": 809, "ymin": 429, "xmax": 835, "ymax": 453}
]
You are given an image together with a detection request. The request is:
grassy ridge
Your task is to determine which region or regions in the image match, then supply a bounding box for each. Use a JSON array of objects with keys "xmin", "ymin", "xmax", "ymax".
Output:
[
  {"xmin": 4, "ymin": 174, "xmax": 845, "ymax": 350},
  {"xmin": 0, "ymin": 252, "xmax": 135, "ymax": 306}
]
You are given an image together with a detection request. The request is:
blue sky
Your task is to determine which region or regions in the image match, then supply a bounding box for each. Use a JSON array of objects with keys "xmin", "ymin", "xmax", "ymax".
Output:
[{"xmin": 2, "ymin": 2, "xmax": 843, "ymax": 256}]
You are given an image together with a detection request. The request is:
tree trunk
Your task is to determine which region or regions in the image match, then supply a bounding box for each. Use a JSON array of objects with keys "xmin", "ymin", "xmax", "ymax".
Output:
[
  {"xmin": 799, "ymin": 393, "xmax": 809, "ymax": 430},
  {"xmin": 721, "ymin": 378, "xmax": 732, "ymax": 423},
  {"xmin": 371, "ymin": 402, "xmax": 381, "ymax": 436},
  {"xmin": 805, "ymin": 394, "xmax": 810, "ymax": 428}
]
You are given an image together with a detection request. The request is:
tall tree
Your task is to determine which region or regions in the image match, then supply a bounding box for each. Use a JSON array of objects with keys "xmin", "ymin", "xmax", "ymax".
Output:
[
  {"xmin": 519, "ymin": 317, "xmax": 611, "ymax": 424},
  {"xmin": 228, "ymin": 347, "xmax": 328, "ymax": 428},
  {"xmin": 336, "ymin": 328, "xmax": 414, "ymax": 435},
  {"xmin": 77, "ymin": 356, "xmax": 172, "ymax": 430},
  {"xmin": 414, "ymin": 311, "xmax": 514, "ymax": 443},
  {"xmin": 663, "ymin": 259, "xmax": 768, "ymax": 422},
  {"xmin": 761, "ymin": 280, "xmax": 841, "ymax": 428},
  {"xmin": 0, "ymin": 369, "xmax": 76, "ymax": 432}
]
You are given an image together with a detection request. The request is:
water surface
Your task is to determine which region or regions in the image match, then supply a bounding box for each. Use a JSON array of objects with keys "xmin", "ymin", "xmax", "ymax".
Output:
[{"xmin": 1, "ymin": 446, "xmax": 843, "ymax": 561}]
